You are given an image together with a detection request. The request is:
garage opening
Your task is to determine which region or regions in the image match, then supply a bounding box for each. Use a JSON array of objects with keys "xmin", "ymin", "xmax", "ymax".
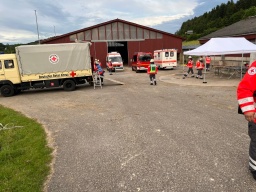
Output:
[{"xmin": 107, "ymin": 41, "xmax": 128, "ymax": 65}]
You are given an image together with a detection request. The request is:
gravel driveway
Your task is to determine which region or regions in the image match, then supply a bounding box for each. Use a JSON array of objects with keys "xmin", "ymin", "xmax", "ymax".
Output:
[{"xmin": 1, "ymin": 68, "xmax": 255, "ymax": 191}]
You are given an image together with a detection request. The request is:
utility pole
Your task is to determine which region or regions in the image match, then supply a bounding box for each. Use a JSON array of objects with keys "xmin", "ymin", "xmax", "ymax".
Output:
[
  {"xmin": 34, "ymin": 10, "xmax": 40, "ymax": 44},
  {"xmin": 54, "ymin": 25, "xmax": 56, "ymax": 36}
]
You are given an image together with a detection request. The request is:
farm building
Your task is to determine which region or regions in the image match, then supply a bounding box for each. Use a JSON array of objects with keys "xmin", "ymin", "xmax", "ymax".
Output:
[
  {"xmin": 41, "ymin": 18, "xmax": 183, "ymax": 68},
  {"xmin": 199, "ymin": 16, "xmax": 256, "ymax": 45}
]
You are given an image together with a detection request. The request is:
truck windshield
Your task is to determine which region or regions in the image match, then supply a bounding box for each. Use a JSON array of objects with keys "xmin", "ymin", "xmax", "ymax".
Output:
[
  {"xmin": 139, "ymin": 55, "xmax": 151, "ymax": 62},
  {"xmin": 110, "ymin": 57, "xmax": 122, "ymax": 62}
]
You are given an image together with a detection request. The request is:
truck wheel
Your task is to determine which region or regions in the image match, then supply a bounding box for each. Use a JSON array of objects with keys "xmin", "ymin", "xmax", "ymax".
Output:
[
  {"xmin": 132, "ymin": 66, "xmax": 134, "ymax": 71},
  {"xmin": 63, "ymin": 80, "xmax": 76, "ymax": 91},
  {"xmin": 1, "ymin": 85, "xmax": 14, "ymax": 97}
]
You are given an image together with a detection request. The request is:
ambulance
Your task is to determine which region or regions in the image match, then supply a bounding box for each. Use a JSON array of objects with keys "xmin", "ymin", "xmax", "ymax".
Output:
[
  {"xmin": 154, "ymin": 49, "xmax": 177, "ymax": 69},
  {"xmin": 106, "ymin": 52, "xmax": 124, "ymax": 72}
]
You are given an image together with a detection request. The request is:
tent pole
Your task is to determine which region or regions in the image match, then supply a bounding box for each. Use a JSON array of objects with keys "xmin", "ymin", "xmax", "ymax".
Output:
[
  {"xmin": 241, "ymin": 53, "xmax": 244, "ymax": 79},
  {"xmin": 203, "ymin": 59, "xmax": 207, "ymax": 83}
]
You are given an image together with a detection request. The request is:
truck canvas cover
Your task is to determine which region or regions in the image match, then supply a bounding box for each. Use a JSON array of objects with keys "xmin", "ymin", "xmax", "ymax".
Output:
[{"xmin": 15, "ymin": 43, "xmax": 91, "ymax": 75}]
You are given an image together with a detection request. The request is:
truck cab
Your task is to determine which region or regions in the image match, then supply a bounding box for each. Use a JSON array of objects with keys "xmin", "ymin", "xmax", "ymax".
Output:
[
  {"xmin": 0, "ymin": 54, "xmax": 22, "ymax": 96},
  {"xmin": 106, "ymin": 52, "xmax": 124, "ymax": 72},
  {"xmin": 131, "ymin": 52, "xmax": 152, "ymax": 73}
]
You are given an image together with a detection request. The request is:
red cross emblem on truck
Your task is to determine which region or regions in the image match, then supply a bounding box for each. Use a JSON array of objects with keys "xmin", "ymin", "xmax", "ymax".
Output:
[
  {"xmin": 70, "ymin": 71, "xmax": 76, "ymax": 77},
  {"xmin": 49, "ymin": 54, "xmax": 59, "ymax": 64}
]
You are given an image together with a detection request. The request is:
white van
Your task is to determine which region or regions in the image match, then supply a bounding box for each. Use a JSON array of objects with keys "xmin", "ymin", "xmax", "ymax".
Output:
[
  {"xmin": 154, "ymin": 49, "xmax": 177, "ymax": 69},
  {"xmin": 106, "ymin": 52, "xmax": 124, "ymax": 71}
]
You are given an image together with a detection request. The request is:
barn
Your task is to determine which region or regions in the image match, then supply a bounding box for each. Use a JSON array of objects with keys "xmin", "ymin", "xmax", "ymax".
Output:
[{"xmin": 41, "ymin": 18, "xmax": 183, "ymax": 68}]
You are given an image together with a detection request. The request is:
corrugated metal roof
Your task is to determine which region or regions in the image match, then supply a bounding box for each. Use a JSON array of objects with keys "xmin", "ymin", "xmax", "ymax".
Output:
[
  {"xmin": 41, "ymin": 18, "xmax": 184, "ymax": 43},
  {"xmin": 199, "ymin": 16, "xmax": 256, "ymax": 40}
]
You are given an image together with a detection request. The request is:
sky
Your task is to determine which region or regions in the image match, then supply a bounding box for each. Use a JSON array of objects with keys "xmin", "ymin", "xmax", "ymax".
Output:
[{"xmin": 0, "ymin": 0, "xmax": 237, "ymax": 44}]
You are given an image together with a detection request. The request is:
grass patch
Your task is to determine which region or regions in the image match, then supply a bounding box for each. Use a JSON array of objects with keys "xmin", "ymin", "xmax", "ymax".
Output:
[
  {"xmin": 0, "ymin": 105, "xmax": 52, "ymax": 192},
  {"xmin": 182, "ymin": 40, "xmax": 200, "ymax": 46}
]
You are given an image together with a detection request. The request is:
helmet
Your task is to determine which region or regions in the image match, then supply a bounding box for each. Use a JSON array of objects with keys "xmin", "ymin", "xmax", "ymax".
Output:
[
  {"xmin": 199, "ymin": 58, "xmax": 203, "ymax": 61},
  {"xmin": 188, "ymin": 56, "xmax": 192, "ymax": 59},
  {"xmin": 108, "ymin": 59, "xmax": 111, "ymax": 61},
  {"xmin": 150, "ymin": 59, "xmax": 154, "ymax": 63}
]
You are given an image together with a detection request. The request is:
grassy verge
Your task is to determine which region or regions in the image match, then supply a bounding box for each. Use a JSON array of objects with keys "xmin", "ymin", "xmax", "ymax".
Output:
[{"xmin": 0, "ymin": 105, "xmax": 52, "ymax": 192}]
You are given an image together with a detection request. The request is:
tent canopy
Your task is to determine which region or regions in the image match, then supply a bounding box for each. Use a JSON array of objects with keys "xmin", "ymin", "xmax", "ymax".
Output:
[{"xmin": 184, "ymin": 37, "xmax": 256, "ymax": 56}]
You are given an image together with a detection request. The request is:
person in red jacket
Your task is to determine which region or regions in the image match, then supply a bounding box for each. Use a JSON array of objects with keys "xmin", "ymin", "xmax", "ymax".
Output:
[
  {"xmin": 94, "ymin": 60, "xmax": 105, "ymax": 85},
  {"xmin": 196, "ymin": 58, "xmax": 204, "ymax": 79},
  {"xmin": 107, "ymin": 59, "xmax": 113, "ymax": 75},
  {"xmin": 147, "ymin": 59, "xmax": 158, "ymax": 85},
  {"xmin": 237, "ymin": 60, "xmax": 256, "ymax": 180},
  {"xmin": 183, "ymin": 56, "xmax": 194, "ymax": 79},
  {"xmin": 205, "ymin": 56, "xmax": 211, "ymax": 71}
]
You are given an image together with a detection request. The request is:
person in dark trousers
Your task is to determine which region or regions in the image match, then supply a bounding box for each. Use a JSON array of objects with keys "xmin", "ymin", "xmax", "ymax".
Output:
[
  {"xmin": 237, "ymin": 60, "xmax": 256, "ymax": 180},
  {"xmin": 196, "ymin": 58, "xmax": 204, "ymax": 79},
  {"xmin": 183, "ymin": 56, "xmax": 194, "ymax": 79},
  {"xmin": 147, "ymin": 59, "xmax": 158, "ymax": 85},
  {"xmin": 108, "ymin": 59, "xmax": 113, "ymax": 75},
  {"xmin": 205, "ymin": 56, "xmax": 211, "ymax": 71}
]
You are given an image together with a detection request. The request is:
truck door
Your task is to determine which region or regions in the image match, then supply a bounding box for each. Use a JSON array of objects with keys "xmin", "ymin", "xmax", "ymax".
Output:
[
  {"xmin": 1, "ymin": 59, "xmax": 21, "ymax": 84},
  {"xmin": 0, "ymin": 60, "xmax": 4, "ymax": 81}
]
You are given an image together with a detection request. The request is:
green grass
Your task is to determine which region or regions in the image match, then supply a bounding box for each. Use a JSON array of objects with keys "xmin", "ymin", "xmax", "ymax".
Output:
[
  {"xmin": 182, "ymin": 40, "xmax": 200, "ymax": 46},
  {"xmin": 0, "ymin": 105, "xmax": 52, "ymax": 192}
]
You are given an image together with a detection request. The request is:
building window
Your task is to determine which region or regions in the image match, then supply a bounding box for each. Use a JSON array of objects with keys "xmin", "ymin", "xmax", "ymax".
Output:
[
  {"xmin": 0, "ymin": 61, "xmax": 2, "ymax": 69},
  {"xmin": 118, "ymin": 22, "xmax": 124, "ymax": 40},
  {"xmin": 99, "ymin": 26, "xmax": 105, "ymax": 40},
  {"xmin": 85, "ymin": 30, "xmax": 91, "ymax": 40},
  {"xmin": 130, "ymin": 26, "xmax": 136, "ymax": 39},
  {"xmin": 92, "ymin": 28, "xmax": 98, "ymax": 40},
  {"xmin": 106, "ymin": 24, "xmax": 112, "ymax": 40},
  {"xmin": 150, "ymin": 31, "xmax": 156, "ymax": 39},
  {"xmin": 69, "ymin": 34, "xmax": 76, "ymax": 41},
  {"xmin": 112, "ymin": 22, "xmax": 118, "ymax": 40},
  {"xmin": 137, "ymin": 27, "xmax": 143, "ymax": 39},
  {"xmin": 157, "ymin": 33, "xmax": 162, "ymax": 39},
  {"xmin": 77, "ymin": 32, "xmax": 84, "ymax": 41},
  {"xmin": 144, "ymin": 29, "xmax": 149, "ymax": 39},
  {"xmin": 124, "ymin": 24, "xmax": 130, "ymax": 39}
]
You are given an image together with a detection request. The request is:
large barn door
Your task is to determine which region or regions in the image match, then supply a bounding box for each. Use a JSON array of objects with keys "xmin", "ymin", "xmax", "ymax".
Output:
[{"xmin": 107, "ymin": 41, "xmax": 128, "ymax": 65}]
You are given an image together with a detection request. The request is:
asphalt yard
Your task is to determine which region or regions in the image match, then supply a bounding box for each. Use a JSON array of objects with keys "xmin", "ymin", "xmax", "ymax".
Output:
[{"xmin": 1, "ymin": 66, "xmax": 254, "ymax": 191}]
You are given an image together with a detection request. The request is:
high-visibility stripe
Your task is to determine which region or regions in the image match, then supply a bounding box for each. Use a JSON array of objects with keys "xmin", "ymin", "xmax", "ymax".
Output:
[
  {"xmin": 155, "ymin": 60, "xmax": 177, "ymax": 63},
  {"xmin": 249, "ymin": 162, "xmax": 256, "ymax": 171},
  {"xmin": 250, "ymin": 156, "xmax": 256, "ymax": 165},
  {"xmin": 241, "ymin": 105, "xmax": 255, "ymax": 112},
  {"xmin": 238, "ymin": 97, "xmax": 254, "ymax": 104}
]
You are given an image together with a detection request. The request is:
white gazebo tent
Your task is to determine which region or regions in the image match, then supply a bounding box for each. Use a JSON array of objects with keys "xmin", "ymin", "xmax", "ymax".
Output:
[{"xmin": 184, "ymin": 37, "xmax": 256, "ymax": 80}]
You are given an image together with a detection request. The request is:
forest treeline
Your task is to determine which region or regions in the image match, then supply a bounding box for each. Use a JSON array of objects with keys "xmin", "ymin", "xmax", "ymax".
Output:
[{"xmin": 175, "ymin": 0, "xmax": 256, "ymax": 41}]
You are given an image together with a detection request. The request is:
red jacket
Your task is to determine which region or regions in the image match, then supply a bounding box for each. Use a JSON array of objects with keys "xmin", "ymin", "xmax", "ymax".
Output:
[
  {"xmin": 196, "ymin": 61, "xmax": 204, "ymax": 69},
  {"xmin": 237, "ymin": 61, "xmax": 256, "ymax": 114},
  {"xmin": 187, "ymin": 60, "xmax": 194, "ymax": 68},
  {"xmin": 205, "ymin": 57, "xmax": 211, "ymax": 64},
  {"xmin": 147, "ymin": 64, "xmax": 158, "ymax": 74}
]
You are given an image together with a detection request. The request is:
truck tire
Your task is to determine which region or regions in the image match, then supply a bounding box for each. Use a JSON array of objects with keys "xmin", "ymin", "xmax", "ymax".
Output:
[
  {"xmin": 1, "ymin": 85, "xmax": 14, "ymax": 97},
  {"xmin": 63, "ymin": 80, "xmax": 76, "ymax": 91}
]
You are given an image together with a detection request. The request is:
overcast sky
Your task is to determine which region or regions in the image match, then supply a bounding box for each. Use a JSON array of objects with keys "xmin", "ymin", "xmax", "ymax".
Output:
[{"xmin": 0, "ymin": 0, "xmax": 237, "ymax": 44}]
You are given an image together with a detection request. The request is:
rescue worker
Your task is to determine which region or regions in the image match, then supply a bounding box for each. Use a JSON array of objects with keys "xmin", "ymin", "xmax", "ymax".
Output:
[
  {"xmin": 196, "ymin": 58, "xmax": 204, "ymax": 79},
  {"xmin": 205, "ymin": 56, "xmax": 211, "ymax": 71},
  {"xmin": 147, "ymin": 59, "xmax": 158, "ymax": 85},
  {"xmin": 94, "ymin": 60, "xmax": 105, "ymax": 85},
  {"xmin": 108, "ymin": 59, "xmax": 113, "ymax": 75},
  {"xmin": 183, "ymin": 56, "xmax": 194, "ymax": 79},
  {"xmin": 237, "ymin": 60, "xmax": 256, "ymax": 180}
]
